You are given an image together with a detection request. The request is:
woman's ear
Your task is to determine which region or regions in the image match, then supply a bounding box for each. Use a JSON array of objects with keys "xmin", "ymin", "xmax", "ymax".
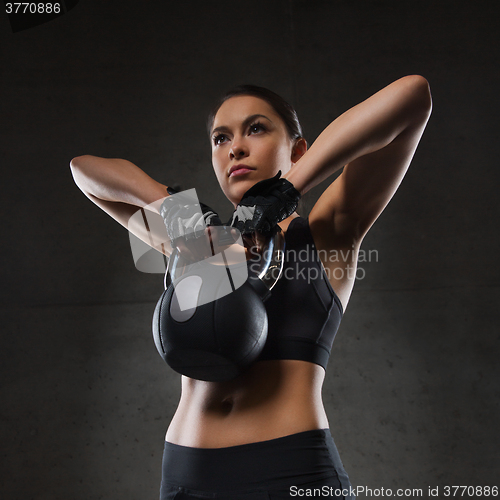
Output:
[{"xmin": 291, "ymin": 138, "xmax": 308, "ymax": 163}]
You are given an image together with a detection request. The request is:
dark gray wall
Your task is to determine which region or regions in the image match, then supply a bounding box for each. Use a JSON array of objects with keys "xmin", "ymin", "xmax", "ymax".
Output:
[{"xmin": 1, "ymin": 0, "xmax": 498, "ymax": 498}]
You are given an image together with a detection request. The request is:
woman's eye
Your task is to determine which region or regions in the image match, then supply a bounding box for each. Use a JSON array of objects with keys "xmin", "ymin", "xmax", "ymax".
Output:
[
  {"xmin": 213, "ymin": 134, "xmax": 227, "ymax": 145},
  {"xmin": 249, "ymin": 123, "xmax": 265, "ymax": 134}
]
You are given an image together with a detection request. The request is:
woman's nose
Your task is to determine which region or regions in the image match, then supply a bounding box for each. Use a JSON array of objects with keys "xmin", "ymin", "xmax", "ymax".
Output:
[{"xmin": 229, "ymin": 138, "xmax": 248, "ymax": 159}]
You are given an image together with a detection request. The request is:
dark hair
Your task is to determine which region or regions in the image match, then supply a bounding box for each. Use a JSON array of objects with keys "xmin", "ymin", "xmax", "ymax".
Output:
[{"xmin": 207, "ymin": 84, "xmax": 304, "ymax": 142}]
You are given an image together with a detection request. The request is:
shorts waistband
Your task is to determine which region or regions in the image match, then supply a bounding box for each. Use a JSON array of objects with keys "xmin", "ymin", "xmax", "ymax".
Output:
[{"xmin": 162, "ymin": 428, "xmax": 343, "ymax": 491}]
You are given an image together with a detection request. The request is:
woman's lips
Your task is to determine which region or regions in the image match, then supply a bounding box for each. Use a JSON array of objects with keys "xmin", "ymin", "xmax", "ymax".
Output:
[
  {"xmin": 230, "ymin": 167, "xmax": 253, "ymax": 177},
  {"xmin": 229, "ymin": 165, "xmax": 255, "ymax": 177}
]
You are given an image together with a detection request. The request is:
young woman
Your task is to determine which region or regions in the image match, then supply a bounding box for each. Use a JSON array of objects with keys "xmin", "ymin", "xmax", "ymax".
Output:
[{"xmin": 70, "ymin": 76, "xmax": 432, "ymax": 499}]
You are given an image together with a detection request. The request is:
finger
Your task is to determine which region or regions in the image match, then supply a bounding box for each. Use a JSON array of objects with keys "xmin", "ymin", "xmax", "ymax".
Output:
[
  {"xmin": 254, "ymin": 231, "xmax": 267, "ymax": 254},
  {"xmin": 242, "ymin": 233, "xmax": 260, "ymax": 259}
]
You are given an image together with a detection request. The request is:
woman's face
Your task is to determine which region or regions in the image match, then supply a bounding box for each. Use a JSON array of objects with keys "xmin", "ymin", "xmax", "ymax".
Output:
[{"xmin": 210, "ymin": 95, "xmax": 296, "ymax": 206}]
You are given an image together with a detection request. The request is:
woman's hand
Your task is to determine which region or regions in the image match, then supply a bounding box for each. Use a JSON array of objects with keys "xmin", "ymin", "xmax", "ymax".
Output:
[
  {"xmin": 228, "ymin": 171, "xmax": 301, "ymax": 236},
  {"xmin": 160, "ymin": 189, "xmax": 223, "ymax": 262}
]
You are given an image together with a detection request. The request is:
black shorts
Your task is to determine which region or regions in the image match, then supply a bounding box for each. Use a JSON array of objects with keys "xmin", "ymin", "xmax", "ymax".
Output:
[{"xmin": 160, "ymin": 428, "xmax": 355, "ymax": 499}]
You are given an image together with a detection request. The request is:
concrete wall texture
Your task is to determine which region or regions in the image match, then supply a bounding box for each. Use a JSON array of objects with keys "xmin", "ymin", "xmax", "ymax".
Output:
[{"xmin": 1, "ymin": 0, "xmax": 498, "ymax": 498}]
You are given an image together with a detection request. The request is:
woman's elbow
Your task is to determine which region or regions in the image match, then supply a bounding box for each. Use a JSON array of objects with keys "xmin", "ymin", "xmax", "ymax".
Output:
[
  {"xmin": 69, "ymin": 155, "xmax": 92, "ymax": 191},
  {"xmin": 70, "ymin": 155, "xmax": 91, "ymax": 172},
  {"xmin": 405, "ymin": 74, "xmax": 433, "ymax": 117}
]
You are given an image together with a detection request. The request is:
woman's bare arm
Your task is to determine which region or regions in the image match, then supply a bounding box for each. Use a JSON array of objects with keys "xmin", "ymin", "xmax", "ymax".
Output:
[
  {"xmin": 70, "ymin": 155, "xmax": 172, "ymax": 253},
  {"xmin": 283, "ymin": 75, "xmax": 432, "ymax": 310},
  {"xmin": 285, "ymin": 75, "xmax": 432, "ymax": 243}
]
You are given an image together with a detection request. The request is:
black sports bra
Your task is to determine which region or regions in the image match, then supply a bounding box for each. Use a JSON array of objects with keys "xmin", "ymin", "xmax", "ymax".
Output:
[{"xmin": 256, "ymin": 217, "xmax": 344, "ymax": 370}]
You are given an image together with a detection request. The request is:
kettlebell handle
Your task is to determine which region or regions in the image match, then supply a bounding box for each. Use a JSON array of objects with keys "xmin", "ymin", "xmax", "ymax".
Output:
[
  {"xmin": 163, "ymin": 227, "xmax": 285, "ymax": 294},
  {"xmin": 249, "ymin": 228, "xmax": 285, "ymax": 292}
]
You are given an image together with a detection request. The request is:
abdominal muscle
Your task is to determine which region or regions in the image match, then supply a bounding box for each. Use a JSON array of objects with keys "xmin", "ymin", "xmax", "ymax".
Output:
[{"xmin": 165, "ymin": 359, "xmax": 329, "ymax": 448}]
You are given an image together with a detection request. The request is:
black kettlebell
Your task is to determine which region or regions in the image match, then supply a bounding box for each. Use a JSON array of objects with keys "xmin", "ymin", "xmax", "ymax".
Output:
[{"xmin": 152, "ymin": 227, "xmax": 285, "ymax": 382}]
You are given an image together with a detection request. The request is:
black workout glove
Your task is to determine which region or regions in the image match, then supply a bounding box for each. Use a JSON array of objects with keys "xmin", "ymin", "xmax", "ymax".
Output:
[
  {"xmin": 229, "ymin": 171, "xmax": 301, "ymax": 235},
  {"xmin": 160, "ymin": 187, "xmax": 222, "ymax": 249}
]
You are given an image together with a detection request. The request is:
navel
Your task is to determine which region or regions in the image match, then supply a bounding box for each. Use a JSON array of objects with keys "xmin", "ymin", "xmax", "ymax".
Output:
[{"xmin": 220, "ymin": 397, "xmax": 234, "ymax": 414}]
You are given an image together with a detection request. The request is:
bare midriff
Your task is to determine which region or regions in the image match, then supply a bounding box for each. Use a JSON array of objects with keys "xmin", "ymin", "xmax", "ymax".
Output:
[{"xmin": 165, "ymin": 359, "xmax": 329, "ymax": 448}]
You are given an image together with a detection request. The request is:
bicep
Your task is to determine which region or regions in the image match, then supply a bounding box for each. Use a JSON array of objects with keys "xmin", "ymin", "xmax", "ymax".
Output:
[
  {"xmin": 84, "ymin": 192, "xmax": 172, "ymax": 256},
  {"xmin": 71, "ymin": 155, "xmax": 173, "ymax": 255},
  {"xmin": 310, "ymin": 104, "xmax": 431, "ymax": 243}
]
